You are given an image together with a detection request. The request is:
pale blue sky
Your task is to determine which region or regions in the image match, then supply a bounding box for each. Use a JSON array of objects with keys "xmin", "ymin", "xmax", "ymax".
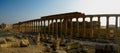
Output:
[{"xmin": 0, "ymin": 0, "xmax": 120, "ymax": 26}]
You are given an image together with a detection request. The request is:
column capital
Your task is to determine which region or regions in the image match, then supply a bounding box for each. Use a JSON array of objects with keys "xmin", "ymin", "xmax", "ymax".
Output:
[
  {"xmin": 83, "ymin": 17, "xmax": 85, "ymax": 20},
  {"xmin": 97, "ymin": 16, "xmax": 101, "ymax": 18},
  {"xmin": 59, "ymin": 19, "xmax": 62, "ymax": 20},
  {"xmin": 106, "ymin": 16, "xmax": 110, "ymax": 18},
  {"xmin": 55, "ymin": 19, "xmax": 57, "ymax": 20},
  {"xmin": 115, "ymin": 16, "xmax": 119, "ymax": 18},
  {"xmin": 89, "ymin": 16, "xmax": 93, "ymax": 18}
]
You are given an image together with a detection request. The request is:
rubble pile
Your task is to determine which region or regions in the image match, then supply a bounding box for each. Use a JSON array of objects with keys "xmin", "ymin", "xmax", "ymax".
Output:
[{"xmin": 0, "ymin": 36, "xmax": 30, "ymax": 48}]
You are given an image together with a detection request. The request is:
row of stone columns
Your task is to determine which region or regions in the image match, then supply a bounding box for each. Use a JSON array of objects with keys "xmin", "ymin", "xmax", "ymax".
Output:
[
  {"xmin": 13, "ymin": 15, "xmax": 119, "ymax": 40},
  {"xmin": 15, "ymin": 20, "xmax": 42, "ymax": 33}
]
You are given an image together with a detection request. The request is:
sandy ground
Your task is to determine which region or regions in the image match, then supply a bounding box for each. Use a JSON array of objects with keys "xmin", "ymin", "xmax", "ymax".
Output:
[
  {"xmin": 0, "ymin": 29, "xmax": 46, "ymax": 53},
  {"xmin": 0, "ymin": 45, "xmax": 44, "ymax": 53}
]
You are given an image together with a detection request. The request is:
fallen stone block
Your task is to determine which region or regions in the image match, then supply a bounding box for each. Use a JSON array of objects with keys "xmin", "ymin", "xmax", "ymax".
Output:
[
  {"xmin": 0, "ymin": 38, "xmax": 7, "ymax": 44},
  {"xmin": 5, "ymin": 37, "xmax": 17, "ymax": 42},
  {"xmin": 20, "ymin": 39, "xmax": 29, "ymax": 47},
  {"xmin": 0, "ymin": 44, "xmax": 11, "ymax": 48},
  {"xmin": 10, "ymin": 42, "xmax": 20, "ymax": 47}
]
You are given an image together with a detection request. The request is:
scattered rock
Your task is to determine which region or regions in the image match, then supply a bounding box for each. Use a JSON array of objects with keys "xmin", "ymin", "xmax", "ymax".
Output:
[
  {"xmin": 0, "ymin": 43, "xmax": 11, "ymax": 48},
  {"xmin": 20, "ymin": 39, "xmax": 29, "ymax": 47},
  {"xmin": 0, "ymin": 38, "xmax": 7, "ymax": 44},
  {"xmin": 54, "ymin": 50, "xmax": 67, "ymax": 53},
  {"xmin": 5, "ymin": 37, "xmax": 17, "ymax": 42}
]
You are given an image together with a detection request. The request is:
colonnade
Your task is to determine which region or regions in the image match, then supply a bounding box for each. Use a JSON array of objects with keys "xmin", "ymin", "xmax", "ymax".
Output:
[{"xmin": 13, "ymin": 12, "xmax": 120, "ymax": 40}]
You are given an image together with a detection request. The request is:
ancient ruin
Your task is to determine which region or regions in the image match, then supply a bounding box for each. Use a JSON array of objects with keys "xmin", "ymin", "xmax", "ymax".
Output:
[{"xmin": 2, "ymin": 12, "xmax": 120, "ymax": 53}]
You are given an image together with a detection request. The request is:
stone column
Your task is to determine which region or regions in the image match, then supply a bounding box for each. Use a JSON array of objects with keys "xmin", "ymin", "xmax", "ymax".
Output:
[
  {"xmin": 106, "ymin": 16, "xmax": 109, "ymax": 39},
  {"xmin": 34, "ymin": 21, "xmax": 35, "ymax": 32},
  {"xmin": 115, "ymin": 16, "xmax": 118, "ymax": 29},
  {"xmin": 98, "ymin": 16, "xmax": 101, "ymax": 39},
  {"xmin": 90, "ymin": 16, "xmax": 93, "ymax": 38},
  {"xmin": 27, "ymin": 22, "xmax": 29, "ymax": 32},
  {"xmin": 29, "ymin": 22, "xmax": 30, "ymax": 32},
  {"xmin": 115, "ymin": 16, "xmax": 118, "ymax": 40},
  {"xmin": 38, "ymin": 20, "xmax": 41, "ymax": 34},
  {"xmin": 83, "ymin": 17, "xmax": 86, "ymax": 38},
  {"xmin": 65, "ymin": 19, "xmax": 68, "ymax": 38},
  {"xmin": 70, "ymin": 18, "xmax": 73, "ymax": 42},
  {"xmin": 37, "ymin": 20, "xmax": 39, "ymax": 32},
  {"xmin": 48, "ymin": 20, "xmax": 50, "ymax": 35},
  {"xmin": 98, "ymin": 16, "xmax": 100, "ymax": 29},
  {"xmin": 35, "ymin": 21, "xmax": 37, "ymax": 32},
  {"xmin": 43, "ymin": 20, "xmax": 46, "ymax": 35},
  {"xmin": 52, "ymin": 19, "xmax": 60, "ymax": 49},
  {"xmin": 32, "ymin": 21, "xmax": 35, "ymax": 32},
  {"xmin": 50, "ymin": 19, "xmax": 54, "ymax": 42},
  {"xmin": 60, "ymin": 19, "xmax": 64, "ymax": 41},
  {"xmin": 41, "ymin": 20, "xmax": 44, "ymax": 39},
  {"xmin": 40, "ymin": 20, "xmax": 42, "ymax": 34},
  {"xmin": 37, "ymin": 21, "xmax": 39, "ymax": 32},
  {"xmin": 34, "ymin": 20, "xmax": 36, "ymax": 32},
  {"xmin": 28, "ymin": 22, "xmax": 30, "ymax": 32},
  {"xmin": 32, "ymin": 21, "xmax": 33, "ymax": 32},
  {"xmin": 106, "ymin": 16, "xmax": 109, "ymax": 29},
  {"xmin": 18, "ymin": 23, "xmax": 20, "ymax": 32},
  {"xmin": 52, "ymin": 19, "xmax": 54, "ymax": 36},
  {"xmin": 19, "ymin": 22, "xmax": 21, "ymax": 32},
  {"xmin": 23, "ymin": 23, "xmax": 25, "ymax": 32},
  {"xmin": 76, "ymin": 18, "xmax": 79, "ymax": 37},
  {"xmin": 27, "ymin": 22, "xmax": 28, "ymax": 32},
  {"xmin": 20, "ymin": 23, "xmax": 22, "ymax": 32},
  {"xmin": 26, "ymin": 22, "xmax": 28, "ymax": 32},
  {"xmin": 22, "ymin": 23, "xmax": 24, "ymax": 32},
  {"xmin": 25, "ymin": 23, "xmax": 26, "ymax": 32},
  {"xmin": 55, "ymin": 19, "xmax": 58, "ymax": 40},
  {"xmin": 31, "ymin": 21, "xmax": 33, "ymax": 32},
  {"xmin": 21, "ymin": 23, "xmax": 23, "ymax": 32},
  {"xmin": 24, "ymin": 23, "xmax": 25, "ymax": 32},
  {"xmin": 44, "ymin": 19, "xmax": 47, "ymax": 40},
  {"xmin": 40, "ymin": 20, "xmax": 44, "ymax": 39}
]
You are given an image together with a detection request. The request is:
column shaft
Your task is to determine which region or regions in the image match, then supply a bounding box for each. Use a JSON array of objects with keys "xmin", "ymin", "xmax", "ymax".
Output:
[
  {"xmin": 83, "ymin": 18, "xmax": 86, "ymax": 38},
  {"xmin": 106, "ymin": 16, "xmax": 109, "ymax": 39},
  {"xmin": 70, "ymin": 18, "xmax": 73, "ymax": 41},
  {"xmin": 97, "ymin": 16, "xmax": 101, "ymax": 39},
  {"xmin": 65, "ymin": 19, "xmax": 68, "ymax": 38},
  {"xmin": 116, "ymin": 16, "xmax": 118, "ymax": 29},
  {"xmin": 52, "ymin": 19, "xmax": 54, "ymax": 35},
  {"xmin": 98, "ymin": 16, "xmax": 100, "ymax": 29},
  {"xmin": 55, "ymin": 19, "xmax": 58, "ymax": 40},
  {"xmin": 76, "ymin": 18, "xmax": 79, "ymax": 37},
  {"xmin": 90, "ymin": 17, "xmax": 93, "ymax": 38},
  {"xmin": 44, "ymin": 20, "xmax": 46, "ymax": 34},
  {"xmin": 106, "ymin": 16, "xmax": 109, "ymax": 29},
  {"xmin": 60, "ymin": 19, "xmax": 63, "ymax": 40},
  {"xmin": 40, "ymin": 20, "xmax": 43, "ymax": 34},
  {"xmin": 35, "ymin": 21, "xmax": 37, "ymax": 32},
  {"xmin": 33, "ymin": 21, "xmax": 35, "ymax": 32},
  {"xmin": 48, "ymin": 20, "xmax": 50, "ymax": 35},
  {"xmin": 38, "ymin": 21, "xmax": 39, "ymax": 32},
  {"xmin": 34, "ymin": 21, "xmax": 36, "ymax": 32}
]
